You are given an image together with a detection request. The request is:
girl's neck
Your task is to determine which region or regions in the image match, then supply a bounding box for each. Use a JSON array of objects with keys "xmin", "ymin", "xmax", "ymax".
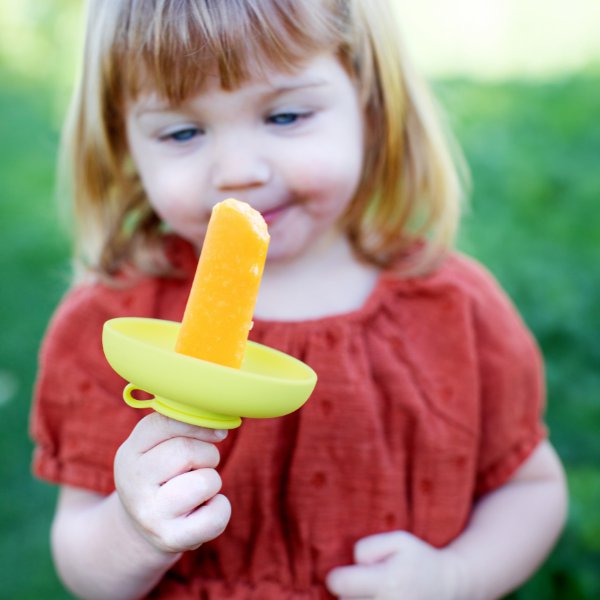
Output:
[{"xmin": 254, "ymin": 229, "xmax": 381, "ymax": 322}]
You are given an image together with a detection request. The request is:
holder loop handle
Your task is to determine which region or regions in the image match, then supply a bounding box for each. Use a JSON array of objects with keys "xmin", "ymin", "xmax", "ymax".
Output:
[{"xmin": 123, "ymin": 383, "xmax": 154, "ymax": 408}]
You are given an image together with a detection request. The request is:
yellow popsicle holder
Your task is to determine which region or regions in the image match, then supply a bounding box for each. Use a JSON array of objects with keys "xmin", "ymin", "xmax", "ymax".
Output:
[{"xmin": 102, "ymin": 317, "xmax": 317, "ymax": 429}]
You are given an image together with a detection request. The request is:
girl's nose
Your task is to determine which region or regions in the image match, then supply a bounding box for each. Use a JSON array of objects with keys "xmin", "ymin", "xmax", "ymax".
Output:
[{"xmin": 210, "ymin": 136, "xmax": 271, "ymax": 191}]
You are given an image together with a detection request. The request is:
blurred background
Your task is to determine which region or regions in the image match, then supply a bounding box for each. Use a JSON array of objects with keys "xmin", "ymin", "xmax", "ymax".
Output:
[{"xmin": 1, "ymin": 1, "xmax": 599, "ymax": 597}]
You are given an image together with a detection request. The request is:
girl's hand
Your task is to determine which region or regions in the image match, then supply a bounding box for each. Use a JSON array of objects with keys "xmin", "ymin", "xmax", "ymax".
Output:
[
  {"xmin": 325, "ymin": 531, "xmax": 464, "ymax": 600},
  {"xmin": 114, "ymin": 412, "xmax": 231, "ymax": 555}
]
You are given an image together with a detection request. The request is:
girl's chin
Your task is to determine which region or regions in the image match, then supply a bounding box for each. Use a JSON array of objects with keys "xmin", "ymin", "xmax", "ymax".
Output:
[
  {"xmin": 265, "ymin": 228, "xmax": 323, "ymax": 264},
  {"xmin": 265, "ymin": 238, "xmax": 307, "ymax": 264}
]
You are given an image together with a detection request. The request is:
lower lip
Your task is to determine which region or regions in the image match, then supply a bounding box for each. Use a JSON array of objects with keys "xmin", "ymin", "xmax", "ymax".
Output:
[{"xmin": 260, "ymin": 204, "xmax": 291, "ymax": 226}]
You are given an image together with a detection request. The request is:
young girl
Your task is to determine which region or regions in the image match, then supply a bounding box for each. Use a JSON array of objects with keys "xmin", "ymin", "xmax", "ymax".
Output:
[{"xmin": 31, "ymin": 1, "xmax": 567, "ymax": 598}]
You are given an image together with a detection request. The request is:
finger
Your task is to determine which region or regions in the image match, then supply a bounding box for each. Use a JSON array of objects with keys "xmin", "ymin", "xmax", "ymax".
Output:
[
  {"xmin": 159, "ymin": 468, "xmax": 223, "ymax": 517},
  {"xmin": 354, "ymin": 530, "xmax": 417, "ymax": 565},
  {"xmin": 170, "ymin": 493, "xmax": 232, "ymax": 550},
  {"xmin": 141, "ymin": 435, "xmax": 221, "ymax": 484},
  {"xmin": 128, "ymin": 412, "xmax": 228, "ymax": 453},
  {"xmin": 326, "ymin": 564, "xmax": 380, "ymax": 598}
]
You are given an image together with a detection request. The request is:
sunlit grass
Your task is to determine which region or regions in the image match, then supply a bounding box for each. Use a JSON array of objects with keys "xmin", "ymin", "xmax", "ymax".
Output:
[
  {"xmin": 440, "ymin": 75, "xmax": 600, "ymax": 597},
  {"xmin": 0, "ymin": 71, "xmax": 70, "ymax": 599}
]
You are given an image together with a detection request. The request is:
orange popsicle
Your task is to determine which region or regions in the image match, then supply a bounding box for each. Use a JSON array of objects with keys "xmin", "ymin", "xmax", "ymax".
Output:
[{"xmin": 175, "ymin": 198, "xmax": 270, "ymax": 368}]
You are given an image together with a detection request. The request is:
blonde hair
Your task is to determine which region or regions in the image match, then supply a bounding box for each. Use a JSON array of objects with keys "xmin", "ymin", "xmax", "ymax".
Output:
[{"xmin": 62, "ymin": 0, "xmax": 466, "ymax": 282}]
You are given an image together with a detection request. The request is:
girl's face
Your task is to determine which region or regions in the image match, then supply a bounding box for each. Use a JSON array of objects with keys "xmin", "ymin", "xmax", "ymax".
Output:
[{"xmin": 125, "ymin": 53, "xmax": 365, "ymax": 262}]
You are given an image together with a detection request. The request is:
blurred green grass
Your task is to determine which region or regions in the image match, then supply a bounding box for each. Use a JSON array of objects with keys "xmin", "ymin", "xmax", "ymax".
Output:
[
  {"xmin": 0, "ymin": 70, "xmax": 71, "ymax": 597},
  {"xmin": 1, "ymin": 65, "xmax": 599, "ymax": 598},
  {"xmin": 440, "ymin": 74, "xmax": 600, "ymax": 598}
]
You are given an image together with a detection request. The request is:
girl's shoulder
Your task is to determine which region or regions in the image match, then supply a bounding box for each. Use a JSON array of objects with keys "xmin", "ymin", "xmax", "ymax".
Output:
[
  {"xmin": 32, "ymin": 240, "xmax": 195, "ymax": 496},
  {"xmin": 377, "ymin": 250, "xmax": 539, "ymax": 360},
  {"xmin": 382, "ymin": 251, "xmax": 525, "ymax": 323}
]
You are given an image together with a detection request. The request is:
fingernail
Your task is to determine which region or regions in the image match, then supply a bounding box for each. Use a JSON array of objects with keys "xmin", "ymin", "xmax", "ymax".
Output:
[{"xmin": 215, "ymin": 429, "xmax": 228, "ymax": 440}]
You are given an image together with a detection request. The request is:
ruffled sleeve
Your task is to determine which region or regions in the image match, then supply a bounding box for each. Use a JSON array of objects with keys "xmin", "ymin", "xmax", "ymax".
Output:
[
  {"xmin": 455, "ymin": 256, "xmax": 547, "ymax": 495},
  {"xmin": 30, "ymin": 271, "xmax": 190, "ymax": 494},
  {"xmin": 32, "ymin": 286, "xmax": 131, "ymax": 493}
]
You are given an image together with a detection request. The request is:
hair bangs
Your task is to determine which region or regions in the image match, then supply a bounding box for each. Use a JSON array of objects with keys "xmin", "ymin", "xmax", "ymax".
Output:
[{"xmin": 114, "ymin": 0, "xmax": 343, "ymax": 104}]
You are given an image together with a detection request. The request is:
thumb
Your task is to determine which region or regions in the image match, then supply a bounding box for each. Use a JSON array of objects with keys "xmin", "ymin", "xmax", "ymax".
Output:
[{"xmin": 354, "ymin": 530, "xmax": 420, "ymax": 565}]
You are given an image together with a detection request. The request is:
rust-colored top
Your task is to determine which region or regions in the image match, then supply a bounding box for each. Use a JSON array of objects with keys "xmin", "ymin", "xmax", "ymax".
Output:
[{"xmin": 31, "ymin": 236, "xmax": 546, "ymax": 599}]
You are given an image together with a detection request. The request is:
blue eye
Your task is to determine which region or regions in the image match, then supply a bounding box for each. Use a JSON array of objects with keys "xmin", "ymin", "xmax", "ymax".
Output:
[
  {"xmin": 163, "ymin": 127, "xmax": 201, "ymax": 142},
  {"xmin": 267, "ymin": 112, "xmax": 310, "ymax": 126}
]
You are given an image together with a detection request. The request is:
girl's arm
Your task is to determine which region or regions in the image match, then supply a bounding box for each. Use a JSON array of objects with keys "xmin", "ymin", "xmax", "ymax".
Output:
[
  {"xmin": 326, "ymin": 440, "xmax": 568, "ymax": 600},
  {"xmin": 444, "ymin": 440, "xmax": 567, "ymax": 599},
  {"xmin": 51, "ymin": 414, "xmax": 231, "ymax": 600},
  {"xmin": 52, "ymin": 486, "xmax": 180, "ymax": 599}
]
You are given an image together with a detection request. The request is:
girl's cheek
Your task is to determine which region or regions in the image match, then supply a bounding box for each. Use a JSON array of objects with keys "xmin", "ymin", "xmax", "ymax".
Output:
[
  {"xmin": 293, "ymin": 157, "xmax": 360, "ymax": 199},
  {"xmin": 295, "ymin": 135, "xmax": 362, "ymax": 179},
  {"xmin": 151, "ymin": 167, "xmax": 194, "ymax": 200}
]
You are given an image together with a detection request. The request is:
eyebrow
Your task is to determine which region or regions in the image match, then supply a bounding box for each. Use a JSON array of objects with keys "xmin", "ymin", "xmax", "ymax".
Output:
[
  {"xmin": 267, "ymin": 78, "xmax": 328, "ymax": 94},
  {"xmin": 134, "ymin": 78, "xmax": 329, "ymax": 117}
]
